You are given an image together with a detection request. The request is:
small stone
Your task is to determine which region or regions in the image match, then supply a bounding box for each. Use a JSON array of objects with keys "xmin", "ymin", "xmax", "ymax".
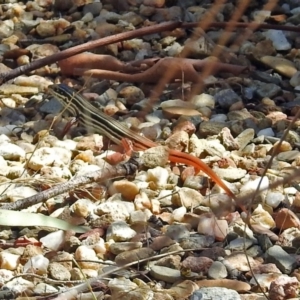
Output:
[
  {"xmin": 48, "ymin": 262, "xmax": 71, "ymax": 281},
  {"xmin": 1, "ymin": 84, "xmax": 39, "ymax": 96},
  {"xmin": 173, "ymin": 206, "xmax": 187, "ymax": 222},
  {"xmin": 257, "ymin": 127, "xmax": 275, "ymax": 137},
  {"xmin": 171, "ymin": 187, "xmax": 204, "ymax": 208},
  {"xmin": 223, "ymin": 252, "xmax": 257, "ymax": 272},
  {"xmin": 40, "ymin": 230, "xmax": 66, "ymax": 251},
  {"xmin": 70, "ymin": 199, "xmax": 95, "ymax": 218},
  {"xmin": 94, "ymin": 200, "xmax": 133, "ymax": 221},
  {"xmin": 109, "ymin": 180, "xmax": 139, "ymax": 201},
  {"xmin": 143, "ymin": 0, "xmax": 165, "ymax": 7},
  {"xmin": 213, "ymin": 167, "xmax": 247, "ymax": 182},
  {"xmin": 265, "ymin": 245, "xmax": 297, "ymax": 274},
  {"xmin": 74, "ymin": 246, "xmax": 99, "ymax": 270},
  {"xmin": 226, "ymin": 237, "xmax": 255, "ymax": 251},
  {"xmin": 191, "ymin": 287, "xmax": 240, "ymax": 300},
  {"xmin": 214, "ymin": 89, "xmax": 241, "ymax": 109},
  {"xmin": 197, "ymin": 213, "xmax": 228, "ymax": 241},
  {"xmin": 108, "ymin": 277, "xmax": 152, "ymax": 299},
  {"xmin": 250, "ymin": 204, "xmax": 276, "ymax": 229},
  {"xmin": 182, "ymin": 256, "xmax": 213, "ymax": 274},
  {"xmin": 0, "ymin": 143, "xmax": 25, "ymax": 161},
  {"xmin": 269, "ymin": 275, "xmax": 299, "ymax": 300},
  {"xmin": 83, "ymin": 2, "xmax": 102, "ymax": 16},
  {"xmin": 260, "ymin": 56, "xmax": 297, "ymax": 78},
  {"xmin": 208, "ymin": 261, "xmax": 228, "ymax": 279},
  {"xmin": 235, "ymin": 128, "xmax": 255, "ymax": 150},
  {"xmin": 23, "ymin": 254, "xmax": 49, "ymax": 275},
  {"xmin": 198, "ymin": 121, "xmax": 228, "ymax": 137},
  {"xmin": 277, "ymin": 150, "xmax": 300, "ymax": 162},
  {"xmin": 191, "ymin": 93, "xmax": 215, "ymax": 109},
  {"xmin": 165, "ymin": 224, "xmax": 190, "ymax": 241},
  {"xmin": 115, "ymin": 247, "xmax": 154, "ymax": 266},
  {"xmin": 290, "ymin": 71, "xmax": 300, "ymax": 87},
  {"xmin": 0, "ymin": 252, "xmax": 20, "ymax": 271},
  {"xmin": 106, "ymin": 221, "xmax": 136, "ymax": 242},
  {"xmin": 170, "ymin": 280, "xmax": 199, "ymax": 300},
  {"xmin": 3, "ymin": 277, "xmax": 34, "ymax": 295},
  {"xmin": 265, "ymin": 192, "xmax": 284, "ymax": 208},
  {"xmin": 275, "ymin": 208, "xmax": 300, "ymax": 230},
  {"xmin": 27, "ymin": 147, "xmax": 71, "ymax": 171},
  {"xmin": 34, "ymin": 283, "xmax": 58, "ymax": 295},
  {"xmin": 150, "ymin": 265, "xmax": 181, "ymax": 283},
  {"xmin": 150, "ymin": 236, "xmax": 175, "ymax": 251},
  {"xmin": 264, "ymin": 30, "xmax": 291, "ymax": 51},
  {"xmin": 142, "ymin": 147, "xmax": 169, "ymax": 169},
  {"xmin": 6, "ymin": 186, "xmax": 37, "ymax": 202}
]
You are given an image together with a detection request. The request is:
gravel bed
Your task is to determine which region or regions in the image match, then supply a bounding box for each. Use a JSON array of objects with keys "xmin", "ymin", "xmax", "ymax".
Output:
[{"xmin": 0, "ymin": 0, "xmax": 300, "ymax": 299}]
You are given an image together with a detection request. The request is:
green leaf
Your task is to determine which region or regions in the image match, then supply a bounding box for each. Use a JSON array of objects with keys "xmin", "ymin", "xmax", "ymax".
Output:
[{"xmin": 0, "ymin": 209, "xmax": 89, "ymax": 233}]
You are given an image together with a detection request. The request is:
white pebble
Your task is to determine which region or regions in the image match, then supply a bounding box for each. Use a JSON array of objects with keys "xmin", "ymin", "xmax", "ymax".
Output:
[
  {"xmin": 23, "ymin": 254, "xmax": 49, "ymax": 275},
  {"xmin": 240, "ymin": 176, "xmax": 269, "ymax": 193},
  {"xmin": 264, "ymin": 29, "xmax": 291, "ymax": 51},
  {"xmin": 0, "ymin": 143, "xmax": 25, "ymax": 160},
  {"xmin": 40, "ymin": 230, "xmax": 66, "ymax": 251},
  {"xmin": 265, "ymin": 192, "xmax": 284, "ymax": 208},
  {"xmin": 0, "ymin": 252, "xmax": 20, "ymax": 270},
  {"xmin": 147, "ymin": 166, "xmax": 169, "ymax": 186},
  {"xmin": 257, "ymin": 128, "xmax": 275, "ymax": 137},
  {"xmin": 173, "ymin": 206, "xmax": 187, "ymax": 222}
]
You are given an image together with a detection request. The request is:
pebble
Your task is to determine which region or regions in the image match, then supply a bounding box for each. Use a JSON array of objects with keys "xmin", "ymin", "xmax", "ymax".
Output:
[
  {"xmin": 250, "ymin": 204, "xmax": 276, "ymax": 229},
  {"xmin": 48, "ymin": 262, "xmax": 71, "ymax": 281},
  {"xmin": 259, "ymin": 56, "xmax": 297, "ymax": 78},
  {"xmin": 223, "ymin": 252, "xmax": 257, "ymax": 272},
  {"xmin": 257, "ymin": 127, "xmax": 275, "ymax": 137},
  {"xmin": 74, "ymin": 246, "xmax": 99, "ymax": 270},
  {"xmin": 115, "ymin": 247, "xmax": 154, "ymax": 266},
  {"xmin": 109, "ymin": 242, "xmax": 143, "ymax": 255},
  {"xmin": 265, "ymin": 191, "xmax": 284, "ymax": 208},
  {"xmin": 0, "ymin": 252, "xmax": 20, "ymax": 271},
  {"xmin": 23, "ymin": 254, "xmax": 49, "ymax": 275},
  {"xmin": 226, "ymin": 237, "xmax": 255, "ymax": 251},
  {"xmin": 264, "ymin": 30, "xmax": 291, "ymax": 51},
  {"xmin": 208, "ymin": 261, "xmax": 228, "ymax": 279},
  {"xmin": 27, "ymin": 147, "xmax": 71, "ymax": 171},
  {"xmin": 191, "ymin": 287, "xmax": 241, "ymax": 300},
  {"xmin": 34, "ymin": 283, "xmax": 58, "ymax": 295},
  {"xmin": 198, "ymin": 121, "xmax": 228, "ymax": 137},
  {"xmin": 106, "ymin": 221, "xmax": 136, "ymax": 242},
  {"xmin": 171, "ymin": 187, "xmax": 204, "ymax": 208},
  {"xmin": 3, "ymin": 277, "xmax": 34, "ymax": 295},
  {"xmin": 150, "ymin": 265, "xmax": 181, "ymax": 283},
  {"xmin": 265, "ymin": 245, "xmax": 297, "ymax": 274},
  {"xmin": 165, "ymin": 224, "xmax": 190, "ymax": 241},
  {"xmin": 0, "ymin": 143, "xmax": 25, "ymax": 161},
  {"xmin": 214, "ymin": 89, "xmax": 241, "ymax": 109},
  {"xmin": 235, "ymin": 128, "xmax": 255, "ymax": 150},
  {"xmin": 269, "ymin": 275, "xmax": 299, "ymax": 300},
  {"xmin": 191, "ymin": 93, "xmax": 215, "ymax": 108},
  {"xmin": 40, "ymin": 230, "xmax": 66, "ymax": 251},
  {"xmin": 182, "ymin": 256, "xmax": 213, "ymax": 274},
  {"xmin": 94, "ymin": 200, "xmax": 132, "ymax": 221},
  {"xmin": 141, "ymin": 146, "xmax": 169, "ymax": 169},
  {"xmin": 109, "ymin": 180, "xmax": 139, "ymax": 201}
]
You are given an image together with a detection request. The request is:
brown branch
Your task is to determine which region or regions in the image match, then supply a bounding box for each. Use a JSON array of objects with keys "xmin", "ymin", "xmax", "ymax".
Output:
[
  {"xmin": 0, "ymin": 21, "xmax": 181, "ymax": 84},
  {"xmin": 73, "ymin": 57, "xmax": 247, "ymax": 83},
  {"xmin": 183, "ymin": 22, "xmax": 300, "ymax": 33},
  {"xmin": 0, "ymin": 157, "xmax": 139, "ymax": 211}
]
